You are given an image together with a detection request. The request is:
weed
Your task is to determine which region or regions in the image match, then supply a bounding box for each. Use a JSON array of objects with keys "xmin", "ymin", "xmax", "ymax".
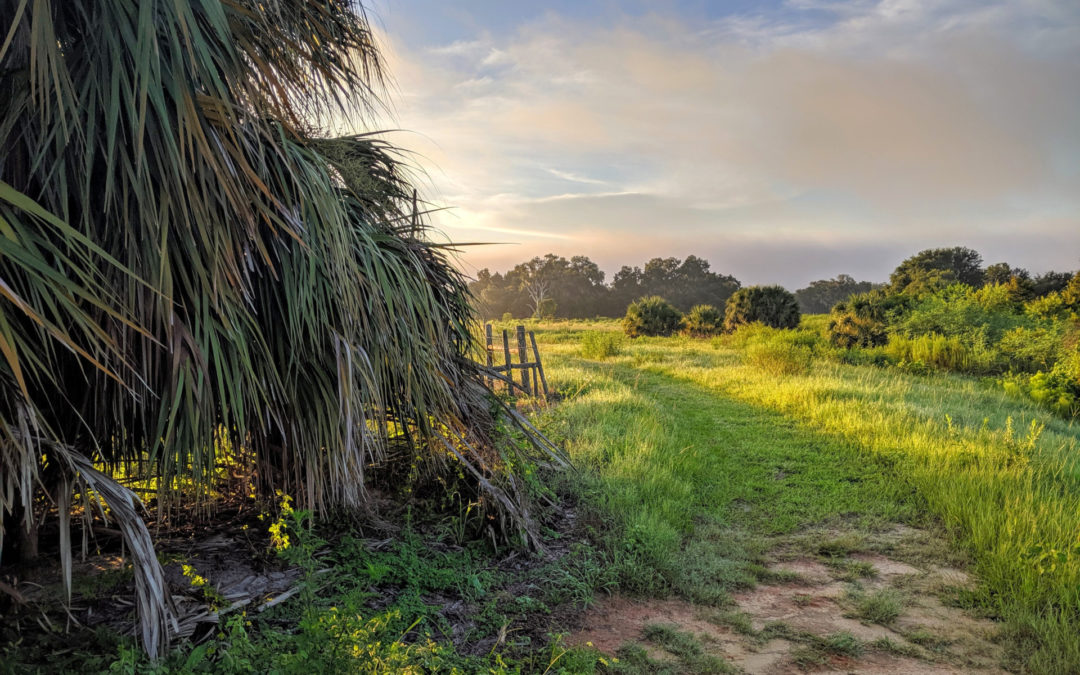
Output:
[
  {"xmin": 581, "ymin": 331, "xmax": 626, "ymax": 360},
  {"xmin": 851, "ymin": 588, "xmax": 905, "ymax": 625}
]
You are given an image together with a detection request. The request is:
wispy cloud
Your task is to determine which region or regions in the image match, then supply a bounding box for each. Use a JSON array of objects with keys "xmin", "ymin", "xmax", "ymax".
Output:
[
  {"xmin": 545, "ymin": 168, "xmax": 608, "ymax": 185},
  {"xmin": 373, "ymin": 0, "xmax": 1080, "ymax": 286}
]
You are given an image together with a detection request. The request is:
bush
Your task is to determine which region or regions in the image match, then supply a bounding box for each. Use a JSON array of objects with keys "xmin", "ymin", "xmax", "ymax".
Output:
[
  {"xmin": 1002, "ymin": 350, "xmax": 1080, "ymax": 418},
  {"xmin": 828, "ymin": 312, "xmax": 887, "ymax": 348},
  {"xmin": 724, "ymin": 286, "xmax": 800, "ymax": 332},
  {"xmin": 682, "ymin": 304, "xmax": 723, "ymax": 337},
  {"xmin": 581, "ymin": 332, "xmax": 625, "ymax": 359},
  {"xmin": 623, "ymin": 296, "xmax": 683, "ymax": 338},
  {"xmin": 884, "ymin": 333, "xmax": 997, "ymax": 374},
  {"xmin": 998, "ymin": 326, "xmax": 1064, "ymax": 373}
]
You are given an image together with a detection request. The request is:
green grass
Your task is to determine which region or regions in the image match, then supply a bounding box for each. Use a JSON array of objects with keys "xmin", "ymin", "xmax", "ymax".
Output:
[
  {"xmin": 534, "ymin": 318, "xmax": 1080, "ymax": 673},
  {"xmin": 537, "ymin": 335, "xmax": 915, "ymax": 606},
  {"xmin": 852, "ymin": 588, "xmax": 905, "ymax": 625}
]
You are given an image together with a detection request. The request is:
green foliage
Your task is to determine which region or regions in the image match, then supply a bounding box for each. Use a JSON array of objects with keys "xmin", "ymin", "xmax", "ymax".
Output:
[
  {"xmin": 884, "ymin": 333, "xmax": 997, "ymax": 375},
  {"xmin": 0, "ymin": 1, "xmax": 563, "ymax": 656},
  {"xmin": 744, "ymin": 339, "xmax": 814, "ymax": 376},
  {"xmin": 795, "ymin": 275, "xmax": 875, "ymax": 314},
  {"xmin": 581, "ymin": 332, "xmax": 625, "ymax": 359},
  {"xmin": 623, "ymin": 296, "xmax": 683, "ymax": 338},
  {"xmin": 531, "ymin": 319, "xmax": 1080, "ymax": 672},
  {"xmin": 470, "ymin": 254, "xmax": 741, "ymax": 320},
  {"xmin": 682, "ymin": 304, "xmax": 724, "ymax": 337},
  {"xmin": 724, "ymin": 286, "xmax": 800, "ymax": 331},
  {"xmin": 1002, "ymin": 351, "xmax": 1080, "ymax": 418},
  {"xmin": 828, "ymin": 311, "xmax": 888, "ymax": 348},
  {"xmin": 889, "ymin": 246, "xmax": 984, "ymax": 293},
  {"xmin": 852, "ymin": 589, "xmax": 904, "ymax": 625}
]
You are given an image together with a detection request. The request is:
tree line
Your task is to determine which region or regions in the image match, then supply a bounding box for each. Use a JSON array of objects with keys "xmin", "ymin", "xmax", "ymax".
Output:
[
  {"xmin": 470, "ymin": 254, "xmax": 741, "ymax": 319},
  {"xmin": 471, "ymin": 248, "xmax": 1075, "ymax": 320}
]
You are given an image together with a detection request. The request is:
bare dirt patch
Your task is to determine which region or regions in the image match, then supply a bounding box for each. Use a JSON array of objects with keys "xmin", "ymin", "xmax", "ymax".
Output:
[{"xmin": 570, "ymin": 526, "xmax": 1005, "ymax": 673}]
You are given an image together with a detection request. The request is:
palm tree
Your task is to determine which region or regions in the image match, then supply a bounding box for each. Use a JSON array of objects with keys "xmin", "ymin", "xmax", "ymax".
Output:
[{"xmin": 0, "ymin": 0, "xmax": 559, "ymax": 657}]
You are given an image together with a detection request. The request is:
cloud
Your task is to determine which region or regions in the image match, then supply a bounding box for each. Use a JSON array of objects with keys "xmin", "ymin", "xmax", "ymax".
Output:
[{"xmin": 371, "ymin": 1, "xmax": 1080, "ymax": 286}]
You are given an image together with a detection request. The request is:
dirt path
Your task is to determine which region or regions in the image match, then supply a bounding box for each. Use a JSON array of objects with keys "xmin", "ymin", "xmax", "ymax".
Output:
[{"xmin": 570, "ymin": 525, "xmax": 1004, "ymax": 673}]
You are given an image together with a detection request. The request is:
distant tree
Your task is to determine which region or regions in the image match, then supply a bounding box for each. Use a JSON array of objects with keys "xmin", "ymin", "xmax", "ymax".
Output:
[
  {"xmin": 612, "ymin": 256, "xmax": 739, "ymax": 314},
  {"xmin": 890, "ymin": 247, "xmax": 984, "ymax": 294},
  {"xmin": 623, "ymin": 296, "xmax": 683, "ymax": 337},
  {"xmin": 984, "ymin": 262, "xmax": 1029, "ymax": 286},
  {"xmin": 794, "ymin": 274, "xmax": 875, "ymax": 314},
  {"xmin": 724, "ymin": 286, "xmax": 800, "ymax": 331},
  {"xmin": 1032, "ymin": 271, "xmax": 1075, "ymax": 297},
  {"xmin": 469, "ymin": 269, "xmax": 528, "ymax": 319}
]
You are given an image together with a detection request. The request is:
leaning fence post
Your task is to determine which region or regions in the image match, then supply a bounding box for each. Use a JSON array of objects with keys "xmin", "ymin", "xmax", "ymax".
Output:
[
  {"xmin": 516, "ymin": 325, "xmax": 532, "ymax": 395},
  {"xmin": 529, "ymin": 331, "xmax": 549, "ymax": 398},
  {"xmin": 502, "ymin": 329, "xmax": 513, "ymax": 394},
  {"xmin": 485, "ymin": 323, "xmax": 494, "ymax": 388}
]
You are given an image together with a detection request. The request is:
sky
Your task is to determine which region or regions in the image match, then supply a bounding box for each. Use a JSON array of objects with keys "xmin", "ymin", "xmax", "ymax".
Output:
[{"xmin": 362, "ymin": 0, "xmax": 1080, "ymax": 288}]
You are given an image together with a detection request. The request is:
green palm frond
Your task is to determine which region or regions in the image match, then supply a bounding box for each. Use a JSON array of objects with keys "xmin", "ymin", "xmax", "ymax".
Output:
[{"xmin": 0, "ymin": 0, "xmax": 561, "ymax": 658}]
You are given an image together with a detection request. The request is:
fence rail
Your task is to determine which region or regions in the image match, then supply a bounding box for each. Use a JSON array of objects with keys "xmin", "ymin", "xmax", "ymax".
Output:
[{"xmin": 484, "ymin": 324, "xmax": 549, "ymax": 399}]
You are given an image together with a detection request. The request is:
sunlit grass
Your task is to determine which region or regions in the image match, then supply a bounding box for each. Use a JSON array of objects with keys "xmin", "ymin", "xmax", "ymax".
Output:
[{"xmin": 534, "ymin": 318, "xmax": 1080, "ymax": 672}]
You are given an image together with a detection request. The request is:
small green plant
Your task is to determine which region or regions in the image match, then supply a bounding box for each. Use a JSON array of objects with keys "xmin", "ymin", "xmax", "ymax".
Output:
[
  {"xmin": 581, "ymin": 331, "xmax": 625, "ymax": 359},
  {"xmin": 623, "ymin": 296, "xmax": 683, "ymax": 338},
  {"xmin": 181, "ymin": 563, "xmax": 225, "ymax": 610},
  {"xmin": 852, "ymin": 588, "xmax": 904, "ymax": 625},
  {"xmin": 682, "ymin": 304, "xmax": 724, "ymax": 337}
]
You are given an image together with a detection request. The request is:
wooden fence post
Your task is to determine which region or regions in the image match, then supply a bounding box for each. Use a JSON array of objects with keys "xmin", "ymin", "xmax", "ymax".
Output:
[
  {"xmin": 530, "ymin": 331, "xmax": 549, "ymax": 398},
  {"xmin": 516, "ymin": 325, "xmax": 531, "ymax": 395},
  {"xmin": 502, "ymin": 329, "xmax": 513, "ymax": 395},
  {"xmin": 484, "ymin": 323, "xmax": 494, "ymax": 388}
]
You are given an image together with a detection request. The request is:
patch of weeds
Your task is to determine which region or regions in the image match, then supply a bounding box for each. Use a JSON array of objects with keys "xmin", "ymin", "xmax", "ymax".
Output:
[
  {"xmin": 535, "ymin": 635, "xmax": 615, "ymax": 674},
  {"xmin": 706, "ymin": 610, "xmax": 756, "ymax": 637},
  {"xmin": 870, "ymin": 636, "xmax": 922, "ymax": 658},
  {"xmin": 791, "ymin": 645, "xmax": 829, "ymax": 669},
  {"xmin": 818, "ymin": 631, "xmax": 863, "ymax": 657},
  {"xmin": 751, "ymin": 564, "xmax": 801, "ymax": 585},
  {"xmin": 641, "ymin": 624, "xmax": 737, "ymax": 674},
  {"xmin": 816, "ymin": 533, "xmax": 867, "ymax": 558},
  {"xmin": 612, "ymin": 643, "xmax": 679, "ymax": 674},
  {"xmin": 905, "ymin": 628, "xmax": 953, "ymax": 652},
  {"xmin": 793, "ymin": 593, "xmax": 814, "ymax": 607},
  {"xmin": 938, "ymin": 585, "xmax": 982, "ymax": 611},
  {"xmin": 851, "ymin": 588, "xmax": 905, "ymax": 625},
  {"xmin": 825, "ymin": 557, "xmax": 876, "ymax": 582}
]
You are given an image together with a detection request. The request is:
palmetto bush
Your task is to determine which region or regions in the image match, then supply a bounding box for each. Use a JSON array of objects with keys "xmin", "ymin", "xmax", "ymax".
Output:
[
  {"xmin": 682, "ymin": 304, "xmax": 723, "ymax": 337},
  {"xmin": 623, "ymin": 296, "xmax": 682, "ymax": 337},
  {"xmin": 0, "ymin": 0, "xmax": 559, "ymax": 656},
  {"xmin": 724, "ymin": 286, "xmax": 800, "ymax": 332}
]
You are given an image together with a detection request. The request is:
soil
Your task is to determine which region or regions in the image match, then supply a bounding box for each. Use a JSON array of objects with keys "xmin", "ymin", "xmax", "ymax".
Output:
[{"xmin": 570, "ymin": 525, "xmax": 1005, "ymax": 674}]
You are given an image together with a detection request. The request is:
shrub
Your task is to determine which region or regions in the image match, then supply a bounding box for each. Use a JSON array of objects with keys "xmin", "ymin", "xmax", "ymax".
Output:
[
  {"xmin": 1003, "ymin": 351, "xmax": 1080, "ymax": 418},
  {"xmin": 581, "ymin": 332, "xmax": 625, "ymax": 359},
  {"xmin": 623, "ymin": 296, "xmax": 683, "ymax": 338},
  {"xmin": 998, "ymin": 326, "xmax": 1064, "ymax": 373},
  {"xmin": 724, "ymin": 286, "xmax": 800, "ymax": 332},
  {"xmin": 828, "ymin": 312, "xmax": 887, "ymax": 348},
  {"xmin": 682, "ymin": 304, "xmax": 723, "ymax": 337},
  {"xmin": 884, "ymin": 333, "xmax": 997, "ymax": 374}
]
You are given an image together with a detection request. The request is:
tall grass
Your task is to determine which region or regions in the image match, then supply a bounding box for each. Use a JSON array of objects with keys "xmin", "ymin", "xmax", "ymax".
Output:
[{"xmin": 535, "ymin": 319, "xmax": 1080, "ymax": 672}]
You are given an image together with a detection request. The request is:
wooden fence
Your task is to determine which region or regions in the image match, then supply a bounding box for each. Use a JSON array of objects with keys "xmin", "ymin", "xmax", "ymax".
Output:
[{"xmin": 484, "ymin": 324, "xmax": 549, "ymax": 398}]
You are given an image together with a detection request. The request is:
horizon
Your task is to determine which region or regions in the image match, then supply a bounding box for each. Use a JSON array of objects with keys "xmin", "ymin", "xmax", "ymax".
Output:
[{"xmin": 366, "ymin": 0, "xmax": 1080, "ymax": 288}]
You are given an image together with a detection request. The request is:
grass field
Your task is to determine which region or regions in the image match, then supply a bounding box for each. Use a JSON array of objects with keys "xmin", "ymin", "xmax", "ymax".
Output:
[
  {"xmin": 518, "ymin": 317, "xmax": 1080, "ymax": 673},
  {"xmin": 8, "ymin": 317, "xmax": 1080, "ymax": 673}
]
